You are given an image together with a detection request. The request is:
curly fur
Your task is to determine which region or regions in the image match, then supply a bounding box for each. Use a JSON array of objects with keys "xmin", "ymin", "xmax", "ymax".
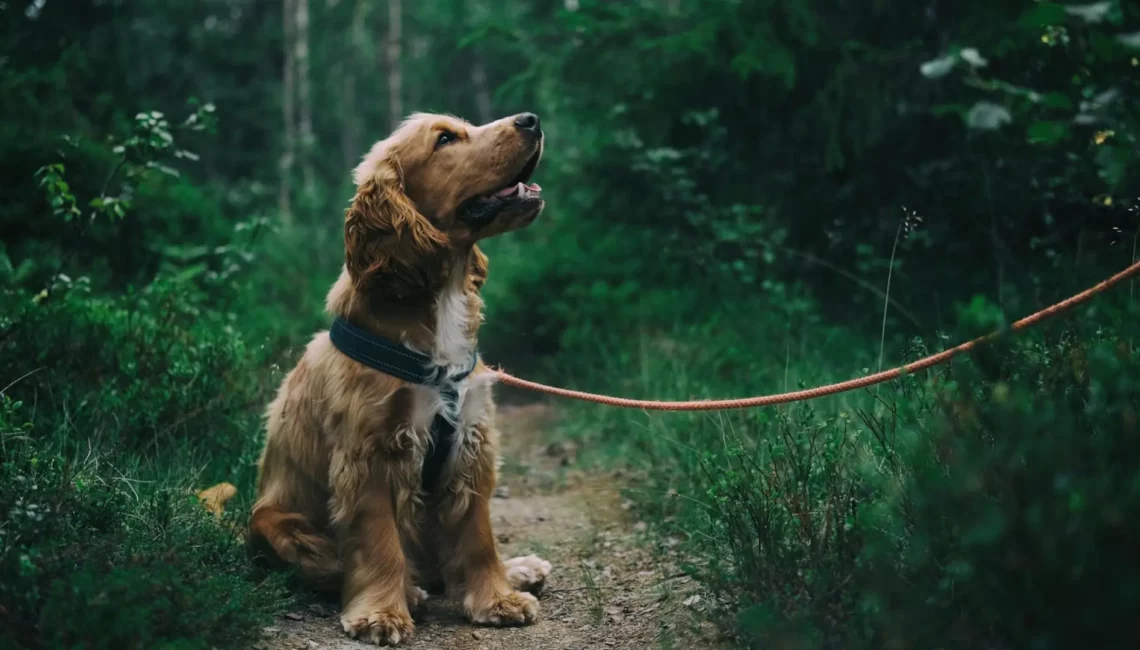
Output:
[{"xmin": 248, "ymin": 112, "xmax": 549, "ymax": 646}]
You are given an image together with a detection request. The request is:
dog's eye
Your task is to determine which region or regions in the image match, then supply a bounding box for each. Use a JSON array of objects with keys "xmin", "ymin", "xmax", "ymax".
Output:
[{"xmin": 436, "ymin": 131, "xmax": 457, "ymax": 148}]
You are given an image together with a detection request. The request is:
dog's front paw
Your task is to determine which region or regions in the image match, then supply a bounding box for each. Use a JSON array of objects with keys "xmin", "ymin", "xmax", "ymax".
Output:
[
  {"xmin": 504, "ymin": 554, "xmax": 553, "ymax": 595},
  {"xmin": 341, "ymin": 608, "xmax": 414, "ymax": 646},
  {"xmin": 466, "ymin": 590, "xmax": 540, "ymax": 626}
]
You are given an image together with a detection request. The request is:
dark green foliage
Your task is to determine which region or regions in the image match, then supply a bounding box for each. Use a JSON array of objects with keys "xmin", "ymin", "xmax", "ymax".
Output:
[
  {"xmin": 479, "ymin": 0, "xmax": 1140, "ymax": 360},
  {"xmin": 554, "ymin": 299, "xmax": 1140, "ymax": 649},
  {"xmin": 0, "ymin": 396, "xmax": 288, "ymax": 650},
  {"xmin": 2, "ymin": 0, "xmax": 1139, "ymax": 648},
  {"xmin": 2, "ymin": 279, "xmax": 263, "ymax": 458},
  {"xmin": 859, "ymin": 320, "xmax": 1140, "ymax": 650}
]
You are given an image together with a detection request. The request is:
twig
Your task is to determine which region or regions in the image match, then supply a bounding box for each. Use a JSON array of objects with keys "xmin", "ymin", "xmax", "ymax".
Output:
[
  {"xmin": 879, "ymin": 221, "xmax": 905, "ymax": 373},
  {"xmin": 43, "ymin": 154, "xmax": 129, "ymax": 300},
  {"xmin": 1, "ymin": 367, "xmax": 44, "ymax": 396},
  {"xmin": 786, "ymin": 248, "xmax": 921, "ymax": 327}
]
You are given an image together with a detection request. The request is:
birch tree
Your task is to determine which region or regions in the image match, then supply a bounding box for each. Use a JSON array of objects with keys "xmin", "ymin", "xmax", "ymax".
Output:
[
  {"xmin": 280, "ymin": 0, "xmax": 296, "ymax": 224},
  {"xmin": 386, "ymin": 0, "xmax": 403, "ymax": 131},
  {"xmin": 296, "ymin": 0, "xmax": 316, "ymax": 197}
]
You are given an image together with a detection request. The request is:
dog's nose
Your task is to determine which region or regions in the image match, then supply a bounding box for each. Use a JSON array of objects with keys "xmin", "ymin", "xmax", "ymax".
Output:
[{"xmin": 514, "ymin": 112, "xmax": 541, "ymax": 133}]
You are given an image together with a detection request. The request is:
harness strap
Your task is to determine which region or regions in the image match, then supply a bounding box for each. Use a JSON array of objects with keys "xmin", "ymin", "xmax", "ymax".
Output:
[{"xmin": 328, "ymin": 316, "xmax": 478, "ymax": 493}]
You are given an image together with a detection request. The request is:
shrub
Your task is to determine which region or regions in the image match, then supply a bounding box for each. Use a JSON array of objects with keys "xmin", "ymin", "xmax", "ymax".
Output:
[{"xmin": 0, "ymin": 396, "xmax": 288, "ymax": 650}]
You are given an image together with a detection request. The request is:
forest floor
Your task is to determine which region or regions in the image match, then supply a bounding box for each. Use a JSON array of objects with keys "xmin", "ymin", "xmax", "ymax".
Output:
[{"xmin": 256, "ymin": 402, "xmax": 725, "ymax": 650}]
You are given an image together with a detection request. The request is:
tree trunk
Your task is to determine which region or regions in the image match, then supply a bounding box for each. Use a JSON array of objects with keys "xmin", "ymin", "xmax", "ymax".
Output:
[
  {"xmin": 296, "ymin": 0, "xmax": 316, "ymax": 196},
  {"xmin": 408, "ymin": 35, "xmax": 430, "ymax": 111},
  {"xmin": 465, "ymin": 0, "xmax": 492, "ymax": 124},
  {"xmin": 386, "ymin": 0, "xmax": 403, "ymax": 131},
  {"xmin": 342, "ymin": 0, "xmax": 367, "ymax": 174},
  {"xmin": 471, "ymin": 57, "xmax": 492, "ymax": 124},
  {"xmin": 280, "ymin": 0, "xmax": 296, "ymax": 224}
]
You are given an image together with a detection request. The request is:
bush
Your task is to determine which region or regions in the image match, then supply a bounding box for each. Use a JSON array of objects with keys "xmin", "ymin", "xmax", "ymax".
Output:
[
  {"xmin": 0, "ymin": 89, "xmax": 302, "ymax": 649},
  {"xmin": 0, "ymin": 395, "xmax": 288, "ymax": 650},
  {"xmin": 2, "ymin": 279, "xmax": 266, "ymax": 461},
  {"xmin": 858, "ymin": 317, "xmax": 1140, "ymax": 650},
  {"xmin": 551, "ymin": 292, "xmax": 1140, "ymax": 649}
]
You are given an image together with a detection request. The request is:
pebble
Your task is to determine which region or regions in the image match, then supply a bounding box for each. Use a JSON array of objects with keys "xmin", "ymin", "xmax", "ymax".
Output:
[
  {"xmin": 493, "ymin": 485, "xmax": 511, "ymax": 499},
  {"xmin": 285, "ymin": 611, "xmax": 305, "ymax": 621},
  {"xmin": 307, "ymin": 603, "xmax": 333, "ymax": 617}
]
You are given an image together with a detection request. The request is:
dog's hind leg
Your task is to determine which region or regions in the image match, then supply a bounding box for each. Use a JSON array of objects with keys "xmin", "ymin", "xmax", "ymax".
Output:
[
  {"xmin": 251, "ymin": 359, "xmax": 343, "ymax": 591},
  {"xmin": 249, "ymin": 501, "xmax": 342, "ymax": 592}
]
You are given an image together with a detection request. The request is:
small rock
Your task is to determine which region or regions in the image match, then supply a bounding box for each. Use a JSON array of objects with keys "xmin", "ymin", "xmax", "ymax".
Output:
[
  {"xmin": 471, "ymin": 631, "xmax": 483, "ymax": 640},
  {"xmin": 545, "ymin": 440, "xmax": 578, "ymax": 465},
  {"xmin": 306, "ymin": 642, "xmax": 322, "ymax": 650},
  {"xmin": 605, "ymin": 605, "xmax": 624, "ymax": 623},
  {"xmin": 262, "ymin": 627, "xmax": 281, "ymax": 636},
  {"xmin": 683, "ymin": 594, "xmax": 702, "ymax": 608},
  {"xmin": 493, "ymin": 485, "xmax": 510, "ymax": 499},
  {"xmin": 307, "ymin": 603, "xmax": 332, "ymax": 617},
  {"xmin": 285, "ymin": 611, "xmax": 305, "ymax": 621},
  {"xmin": 639, "ymin": 602, "xmax": 661, "ymax": 614}
]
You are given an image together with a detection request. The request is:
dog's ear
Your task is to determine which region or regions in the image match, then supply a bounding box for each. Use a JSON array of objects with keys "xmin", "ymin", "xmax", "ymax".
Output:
[{"xmin": 344, "ymin": 157, "xmax": 448, "ymax": 297}]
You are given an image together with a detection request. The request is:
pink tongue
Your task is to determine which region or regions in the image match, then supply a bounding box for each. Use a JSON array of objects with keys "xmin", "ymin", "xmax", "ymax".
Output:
[{"xmin": 527, "ymin": 183, "xmax": 542, "ymax": 191}]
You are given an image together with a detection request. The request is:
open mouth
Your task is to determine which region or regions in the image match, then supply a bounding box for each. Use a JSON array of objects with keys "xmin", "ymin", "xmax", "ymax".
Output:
[{"xmin": 459, "ymin": 149, "xmax": 543, "ymax": 226}]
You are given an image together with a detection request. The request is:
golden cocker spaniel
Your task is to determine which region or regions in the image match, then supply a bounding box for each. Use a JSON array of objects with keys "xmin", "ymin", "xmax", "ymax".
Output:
[{"xmin": 249, "ymin": 112, "xmax": 552, "ymax": 645}]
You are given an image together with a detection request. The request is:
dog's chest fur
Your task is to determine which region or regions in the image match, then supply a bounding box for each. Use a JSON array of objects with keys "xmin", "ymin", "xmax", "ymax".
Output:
[{"xmin": 403, "ymin": 263, "xmax": 494, "ymax": 493}]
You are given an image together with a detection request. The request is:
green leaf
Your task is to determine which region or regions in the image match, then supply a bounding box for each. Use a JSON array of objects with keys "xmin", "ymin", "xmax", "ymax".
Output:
[
  {"xmin": 1019, "ymin": 2, "xmax": 1066, "ymax": 29},
  {"xmin": 966, "ymin": 102, "xmax": 1012, "ymax": 130},
  {"xmin": 1041, "ymin": 92, "xmax": 1074, "ymax": 110},
  {"xmin": 1095, "ymin": 143, "xmax": 1131, "ymax": 187},
  {"xmin": 1027, "ymin": 120, "xmax": 1070, "ymax": 145},
  {"xmin": 1063, "ymin": 2, "xmax": 1112, "ymax": 24},
  {"xmin": 920, "ymin": 54, "xmax": 957, "ymax": 78},
  {"xmin": 0, "ymin": 243, "xmax": 14, "ymax": 284},
  {"xmin": 1119, "ymin": 32, "xmax": 1140, "ymax": 49}
]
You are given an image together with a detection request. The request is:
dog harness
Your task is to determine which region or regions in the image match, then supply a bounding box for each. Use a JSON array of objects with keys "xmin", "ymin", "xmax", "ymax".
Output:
[{"xmin": 328, "ymin": 316, "xmax": 478, "ymax": 494}]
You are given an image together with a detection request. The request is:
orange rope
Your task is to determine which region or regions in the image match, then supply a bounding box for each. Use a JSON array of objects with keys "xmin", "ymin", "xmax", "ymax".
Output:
[{"xmin": 492, "ymin": 260, "xmax": 1140, "ymax": 411}]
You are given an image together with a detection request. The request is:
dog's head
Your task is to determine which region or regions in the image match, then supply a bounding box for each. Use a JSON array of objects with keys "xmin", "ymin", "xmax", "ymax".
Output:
[{"xmin": 344, "ymin": 112, "xmax": 544, "ymax": 296}]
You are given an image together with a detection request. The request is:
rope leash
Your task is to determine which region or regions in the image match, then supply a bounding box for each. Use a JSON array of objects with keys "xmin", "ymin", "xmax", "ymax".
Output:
[{"xmin": 492, "ymin": 260, "xmax": 1140, "ymax": 411}]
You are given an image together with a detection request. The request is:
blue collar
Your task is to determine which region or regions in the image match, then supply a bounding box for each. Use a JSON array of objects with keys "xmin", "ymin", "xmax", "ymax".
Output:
[
  {"xmin": 329, "ymin": 316, "xmax": 478, "ymax": 385},
  {"xmin": 328, "ymin": 316, "xmax": 479, "ymax": 493}
]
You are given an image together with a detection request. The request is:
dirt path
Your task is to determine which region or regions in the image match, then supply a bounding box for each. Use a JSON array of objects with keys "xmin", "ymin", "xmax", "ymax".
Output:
[{"xmin": 259, "ymin": 403, "xmax": 722, "ymax": 650}]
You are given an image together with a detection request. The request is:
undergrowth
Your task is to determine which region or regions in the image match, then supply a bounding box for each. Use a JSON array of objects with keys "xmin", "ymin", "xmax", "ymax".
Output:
[
  {"xmin": 547, "ymin": 290, "xmax": 1140, "ymax": 649},
  {"xmin": 0, "ymin": 101, "xmax": 321, "ymax": 649}
]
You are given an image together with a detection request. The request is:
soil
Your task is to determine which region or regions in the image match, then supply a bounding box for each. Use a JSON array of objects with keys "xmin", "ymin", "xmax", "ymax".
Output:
[{"xmin": 257, "ymin": 403, "xmax": 724, "ymax": 650}]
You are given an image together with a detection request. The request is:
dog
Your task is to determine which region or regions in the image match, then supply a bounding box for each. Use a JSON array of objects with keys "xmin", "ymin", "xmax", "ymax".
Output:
[{"xmin": 248, "ymin": 112, "xmax": 553, "ymax": 645}]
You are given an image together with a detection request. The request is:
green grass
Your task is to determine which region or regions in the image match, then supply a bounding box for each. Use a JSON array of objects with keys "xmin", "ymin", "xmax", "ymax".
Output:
[
  {"xmin": 540, "ymin": 290, "xmax": 1140, "ymax": 649},
  {"xmin": 0, "ymin": 258, "xmax": 314, "ymax": 650}
]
